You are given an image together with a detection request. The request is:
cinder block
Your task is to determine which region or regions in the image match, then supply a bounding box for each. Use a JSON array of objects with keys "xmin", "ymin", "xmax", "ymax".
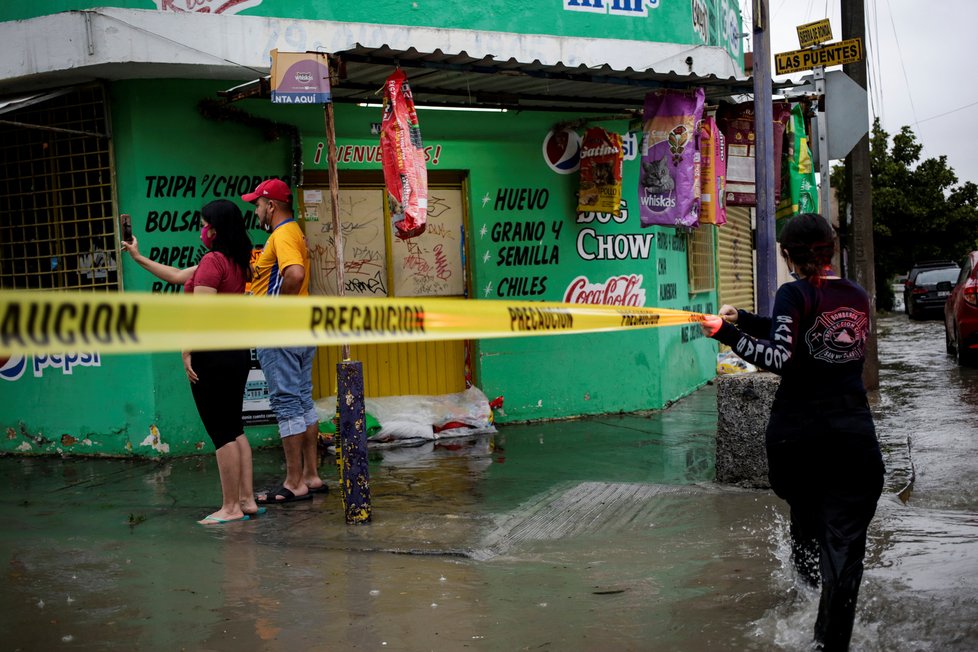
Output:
[{"xmin": 715, "ymin": 372, "xmax": 780, "ymax": 488}]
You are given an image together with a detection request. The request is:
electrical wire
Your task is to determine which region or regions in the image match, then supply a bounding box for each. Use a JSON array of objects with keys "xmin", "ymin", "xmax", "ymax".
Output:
[
  {"xmin": 869, "ymin": 0, "xmax": 883, "ymax": 122},
  {"xmin": 915, "ymin": 99, "xmax": 978, "ymax": 125},
  {"xmin": 883, "ymin": 0, "xmax": 921, "ymax": 133},
  {"xmin": 864, "ymin": 0, "xmax": 879, "ymax": 121}
]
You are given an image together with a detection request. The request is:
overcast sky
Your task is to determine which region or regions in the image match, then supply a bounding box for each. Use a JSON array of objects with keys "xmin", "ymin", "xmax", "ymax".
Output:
[{"xmin": 742, "ymin": 0, "xmax": 978, "ymax": 187}]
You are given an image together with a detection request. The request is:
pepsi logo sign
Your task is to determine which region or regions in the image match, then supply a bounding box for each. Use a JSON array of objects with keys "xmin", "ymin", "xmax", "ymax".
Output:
[
  {"xmin": 542, "ymin": 128, "xmax": 581, "ymax": 175},
  {"xmin": 0, "ymin": 354, "xmax": 26, "ymax": 382},
  {"xmin": 294, "ymin": 72, "xmax": 313, "ymax": 83}
]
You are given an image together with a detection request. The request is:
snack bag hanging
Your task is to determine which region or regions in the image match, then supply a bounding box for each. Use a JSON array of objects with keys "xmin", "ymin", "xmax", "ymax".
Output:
[
  {"xmin": 577, "ymin": 127, "xmax": 624, "ymax": 215},
  {"xmin": 381, "ymin": 69, "xmax": 428, "ymax": 239},
  {"xmin": 639, "ymin": 89, "xmax": 705, "ymax": 228},
  {"xmin": 775, "ymin": 103, "xmax": 818, "ymax": 229},
  {"xmin": 699, "ymin": 116, "xmax": 727, "ymax": 226}
]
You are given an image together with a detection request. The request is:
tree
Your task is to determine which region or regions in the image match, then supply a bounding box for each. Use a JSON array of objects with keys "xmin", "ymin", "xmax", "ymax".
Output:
[{"xmin": 833, "ymin": 119, "xmax": 978, "ymax": 311}]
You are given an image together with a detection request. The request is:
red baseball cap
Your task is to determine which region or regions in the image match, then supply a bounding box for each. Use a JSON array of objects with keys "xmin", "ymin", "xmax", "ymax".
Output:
[{"xmin": 242, "ymin": 178, "xmax": 292, "ymax": 203}]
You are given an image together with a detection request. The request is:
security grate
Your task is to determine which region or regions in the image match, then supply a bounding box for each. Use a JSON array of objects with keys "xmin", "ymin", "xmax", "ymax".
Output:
[
  {"xmin": 0, "ymin": 84, "xmax": 118, "ymax": 290},
  {"xmin": 687, "ymin": 224, "xmax": 716, "ymax": 293}
]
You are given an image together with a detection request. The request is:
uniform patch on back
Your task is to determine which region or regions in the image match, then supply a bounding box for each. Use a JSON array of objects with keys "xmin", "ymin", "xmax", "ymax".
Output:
[{"xmin": 805, "ymin": 307, "xmax": 868, "ymax": 363}]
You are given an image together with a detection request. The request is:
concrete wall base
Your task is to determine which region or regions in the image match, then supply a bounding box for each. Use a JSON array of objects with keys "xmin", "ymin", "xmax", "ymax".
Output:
[{"xmin": 715, "ymin": 372, "xmax": 780, "ymax": 488}]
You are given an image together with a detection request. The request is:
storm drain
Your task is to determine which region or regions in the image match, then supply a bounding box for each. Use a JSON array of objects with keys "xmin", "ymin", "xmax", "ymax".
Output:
[{"xmin": 471, "ymin": 481, "xmax": 691, "ymax": 560}]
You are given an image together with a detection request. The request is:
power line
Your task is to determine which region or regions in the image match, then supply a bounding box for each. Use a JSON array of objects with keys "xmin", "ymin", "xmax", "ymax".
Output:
[
  {"xmin": 865, "ymin": 0, "xmax": 884, "ymax": 123},
  {"xmin": 884, "ymin": 0, "xmax": 921, "ymax": 135},
  {"xmin": 870, "ymin": 0, "xmax": 885, "ymax": 122},
  {"xmin": 916, "ymin": 99, "xmax": 978, "ymax": 125}
]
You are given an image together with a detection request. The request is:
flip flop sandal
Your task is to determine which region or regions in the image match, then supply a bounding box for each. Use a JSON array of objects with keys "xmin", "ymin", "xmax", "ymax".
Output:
[
  {"xmin": 199, "ymin": 514, "xmax": 250, "ymax": 525},
  {"xmin": 256, "ymin": 485, "xmax": 313, "ymax": 505}
]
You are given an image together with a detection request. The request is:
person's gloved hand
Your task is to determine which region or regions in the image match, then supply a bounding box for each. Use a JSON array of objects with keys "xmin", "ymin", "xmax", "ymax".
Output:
[
  {"xmin": 700, "ymin": 314, "xmax": 723, "ymax": 337},
  {"xmin": 718, "ymin": 304, "xmax": 738, "ymax": 323}
]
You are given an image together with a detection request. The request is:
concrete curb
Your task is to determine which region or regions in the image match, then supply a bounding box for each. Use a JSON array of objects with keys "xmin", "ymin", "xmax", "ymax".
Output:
[{"xmin": 715, "ymin": 372, "xmax": 780, "ymax": 488}]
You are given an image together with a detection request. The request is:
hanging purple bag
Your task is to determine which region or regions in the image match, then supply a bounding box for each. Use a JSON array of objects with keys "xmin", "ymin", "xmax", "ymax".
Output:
[{"xmin": 639, "ymin": 88, "xmax": 705, "ymax": 228}]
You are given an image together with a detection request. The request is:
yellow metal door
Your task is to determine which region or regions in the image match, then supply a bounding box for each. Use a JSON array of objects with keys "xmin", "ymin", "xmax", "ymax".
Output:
[
  {"xmin": 302, "ymin": 182, "xmax": 468, "ymax": 398},
  {"xmin": 717, "ymin": 206, "xmax": 755, "ymax": 313}
]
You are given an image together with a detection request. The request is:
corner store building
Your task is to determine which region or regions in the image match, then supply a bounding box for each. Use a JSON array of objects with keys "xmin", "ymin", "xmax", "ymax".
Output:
[{"xmin": 0, "ymin": 1, "xmax": 754, "ymax": 456}]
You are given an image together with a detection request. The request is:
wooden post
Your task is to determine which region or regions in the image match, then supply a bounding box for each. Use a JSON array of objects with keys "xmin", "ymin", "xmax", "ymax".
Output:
[
  {"xmin": 323, "ymin": 100, "xmax": 350, "ymax": 361},
  {"xmin": 842, "ymin": 0, "xmax": 880, "ymax": 390},
  {"xmin": 323, "ymin": 77, "xmax": 370, "ymax": 521}
]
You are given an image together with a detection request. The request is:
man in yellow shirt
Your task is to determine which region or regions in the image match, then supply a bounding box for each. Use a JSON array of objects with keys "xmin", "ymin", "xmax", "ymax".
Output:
[{"xmin": 243, "ymin": 178, "xmax": 326, "ymax": 503}]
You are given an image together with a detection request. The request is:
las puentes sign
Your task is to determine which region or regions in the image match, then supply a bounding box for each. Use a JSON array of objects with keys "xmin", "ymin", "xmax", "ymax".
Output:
[{"xmin": 775, "ymin": 37, "xmax": 863, "ymax": 76}]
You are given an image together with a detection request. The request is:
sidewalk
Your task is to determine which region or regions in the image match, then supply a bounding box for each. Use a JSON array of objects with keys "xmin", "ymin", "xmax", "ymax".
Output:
[
  {"xmin": 3, "ymin": 384, "xmax": 780, "ymax": 651},
  {"xmin": 3, "ymin": 379, "xmax": 965, "ymax": 651}
]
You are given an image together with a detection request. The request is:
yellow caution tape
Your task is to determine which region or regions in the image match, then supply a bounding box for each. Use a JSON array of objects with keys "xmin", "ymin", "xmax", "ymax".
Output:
[{"xmin": 0, "ymin": 290, "xmax": 710, "ymax": 356}]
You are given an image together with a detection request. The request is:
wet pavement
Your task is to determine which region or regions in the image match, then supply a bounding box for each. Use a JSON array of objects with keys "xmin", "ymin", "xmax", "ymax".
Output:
[{"xmin": 1, "ymin": 312, "xmax": 977, "ymax": 651}]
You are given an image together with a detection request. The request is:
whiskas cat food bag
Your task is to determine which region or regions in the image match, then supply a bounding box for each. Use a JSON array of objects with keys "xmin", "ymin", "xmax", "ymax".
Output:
[
  {"xmin": 577, "ymin": 127, "xmax": 624, "ymax": 215},
  {"xmin": 381, "ymin": 69, "xmax": 428, "ymax": 239},
  {"xmin": 639, "ymin": 89, "xmax": 705, "ymax": 228}
]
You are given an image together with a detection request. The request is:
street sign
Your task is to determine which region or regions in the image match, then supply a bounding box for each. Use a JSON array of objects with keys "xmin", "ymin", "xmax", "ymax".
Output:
[
  {"xmin": 825, "ymin": 70, "xmax": 869, "ymax": 159},
  {"xmin": 774, "ymin": 37, "xmax": 863, "ymax": 76},
  {"xmin": 796, "ymin": 19, "xmax": 833, "ymax": 49},
  {"xmin": 793, "ymin": 69, "xmax": 870, "ymax": 161}
]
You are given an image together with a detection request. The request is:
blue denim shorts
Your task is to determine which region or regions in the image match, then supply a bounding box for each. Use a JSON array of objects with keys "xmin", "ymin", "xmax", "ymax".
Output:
[{"xmin": 256, "ymin": 346, "xmax": 319, "ymax": 438}]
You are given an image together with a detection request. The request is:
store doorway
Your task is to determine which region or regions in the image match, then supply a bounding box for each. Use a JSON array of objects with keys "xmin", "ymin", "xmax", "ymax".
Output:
[{"xmin": 299, "ymin": 172, "xmax": 470, "ymax": 398}]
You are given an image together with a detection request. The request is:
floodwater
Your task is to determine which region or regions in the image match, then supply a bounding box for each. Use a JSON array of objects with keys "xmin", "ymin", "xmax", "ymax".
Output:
[{"xmin": 1, "ymin": 312, "xmax": 977, "ymax": 651}]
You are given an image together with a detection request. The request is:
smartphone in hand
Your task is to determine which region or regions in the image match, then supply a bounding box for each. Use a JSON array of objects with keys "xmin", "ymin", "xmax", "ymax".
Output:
[{"xmin": 120, "ymin": 214, "xmax": 133, "ymax": 243}]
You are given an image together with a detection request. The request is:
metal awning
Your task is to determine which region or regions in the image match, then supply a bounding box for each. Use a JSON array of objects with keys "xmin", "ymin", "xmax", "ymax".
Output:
[
  {"xmin": 0, "ymin": 88, "xmax": 74, "ymax": 116},
  {"xmin": 222, "ymin": 44, "xmax": 800, "ymax": 113}
]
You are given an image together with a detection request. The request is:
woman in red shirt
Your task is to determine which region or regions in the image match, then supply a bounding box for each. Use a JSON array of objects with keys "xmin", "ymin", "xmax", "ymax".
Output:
[{"xmin": 123, "ymin": 199, "xmax": 259, "ymax": 524}]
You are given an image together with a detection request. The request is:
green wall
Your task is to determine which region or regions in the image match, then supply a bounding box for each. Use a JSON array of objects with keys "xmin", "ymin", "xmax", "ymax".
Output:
[
  {"xmin": 1, "ymin": 77, "xmax": 718, "ymax": 455},
  {"xmin": 0, "ymin": 0, "xmax": 743, "ymax": 63},
  {"xmin": 0, "ymin": 352, "xmax": 156, "ymax": 455}
]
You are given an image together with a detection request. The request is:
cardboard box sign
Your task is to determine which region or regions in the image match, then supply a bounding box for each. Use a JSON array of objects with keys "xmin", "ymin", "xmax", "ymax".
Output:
[
  {"xmin": 716, "ymin": 102, "xmax": 791, "ymax": 207},
  {"xmin": 699, "ymin": 117, "xmax": 727, "ymax": 226},
  {"xmin": 577, "ymin": 127, "xmax": 624, "ymax": 215}
]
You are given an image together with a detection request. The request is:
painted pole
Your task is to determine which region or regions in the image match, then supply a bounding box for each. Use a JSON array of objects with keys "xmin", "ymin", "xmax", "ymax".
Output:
[
  {"xmin": 752, "ymin": 0, "xmax": 777, "ymax": 316},
  {"xmin": 336, "ymin": 360, "xmax": 371, "ymax": 524}
]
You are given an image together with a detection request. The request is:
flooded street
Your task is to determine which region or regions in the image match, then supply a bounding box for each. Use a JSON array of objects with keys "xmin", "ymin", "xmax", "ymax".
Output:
[{"xmin": 1, "ymin": 311, "xmax": 977, "ymax": 651}]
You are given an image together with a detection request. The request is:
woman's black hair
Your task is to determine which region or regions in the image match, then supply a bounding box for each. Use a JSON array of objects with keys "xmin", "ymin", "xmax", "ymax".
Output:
[
  {"xmin": 778, "ymin": 212, "xmax": 835, "ymax": 283},
  {"xmin": 201, "ymin": 199, "xmax": 253, "ymax": 281}
]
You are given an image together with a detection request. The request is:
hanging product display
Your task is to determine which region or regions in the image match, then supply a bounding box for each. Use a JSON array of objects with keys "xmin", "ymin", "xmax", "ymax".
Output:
[
  {"xmin": 576, "ymin": 127, "xmax": 624, "ymax": 215},
  {"xmin": 775, "ymin": 103, "xmax": 819, "ymax": 228},
  {"xmin": 716, "ymin": 102, "xmax": 791, "ymax": 207},
  {"xmin": 639, "ymin": 88, "xmax": 705, "ymax": 228},
  {"xmin": 699, "ymin": 116, "xmax": 727, "ymax": 226},
  {"xmin": 380, "ymin": 69, "xmax": 428, "ymax": 239}
]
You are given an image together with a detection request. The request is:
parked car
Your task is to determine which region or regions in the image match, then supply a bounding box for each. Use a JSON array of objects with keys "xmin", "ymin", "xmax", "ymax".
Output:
[
  {"xmin": 905, "ymin": 261, "xmax": 959, "ymax": 319},
  {"xmin": 945, "ymin": 251, "xmax": 978, "ymax": 366}
]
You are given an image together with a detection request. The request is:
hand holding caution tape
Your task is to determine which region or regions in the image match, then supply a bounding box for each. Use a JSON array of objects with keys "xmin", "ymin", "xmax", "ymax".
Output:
[{"xmin": 0, "ymin": 290, "xmax": 715, "ymax": 356}]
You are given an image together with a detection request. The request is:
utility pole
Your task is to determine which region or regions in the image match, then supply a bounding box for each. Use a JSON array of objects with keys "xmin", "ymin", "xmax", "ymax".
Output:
[
  {"xmin": 753, "ymin": 0, "xmax": 777, "ymax": 316},
  {"xmin": 842, "ymin": 0, "xmax": 880, "ymax": 390}
]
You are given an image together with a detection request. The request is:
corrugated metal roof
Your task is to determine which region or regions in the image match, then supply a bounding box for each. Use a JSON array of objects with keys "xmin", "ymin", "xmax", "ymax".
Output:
[{"xmin": 225, "ymin": 44, "xmax": 801, "ymax": 113}]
